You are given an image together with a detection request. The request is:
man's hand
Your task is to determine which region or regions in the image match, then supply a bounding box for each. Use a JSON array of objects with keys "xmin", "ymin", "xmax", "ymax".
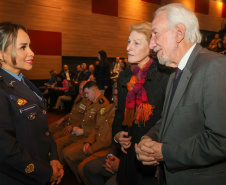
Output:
[
  {"xmin": 50, "ymin": 160, "xmax": 64, "ymax": 185},
  {"xmin": 135, "ymin": 136, "xmax": 163, "ymax": 166},
  {"xmin": 103, "ymin": 155, "xmax": 120, "ymax": 174},
  {"xmin": 83, "ymin": 143, "xmax": 93, "ymax": 156},
  {"xmin": 114, "ymin": 131, "xmax": 132, "ymax": 154},
  {"xmin": 63, "ymin": 125, "xmax": 72, "ymax": 135},
  {"xmin": 72, "ymin": 127, "xmax": 84, "ymax": 136}
]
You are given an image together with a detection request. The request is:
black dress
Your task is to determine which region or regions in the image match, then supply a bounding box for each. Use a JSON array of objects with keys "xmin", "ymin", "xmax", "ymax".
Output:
[{"xmin": 112, "ymin": 60, "xmax": 170, "ymax": 185}]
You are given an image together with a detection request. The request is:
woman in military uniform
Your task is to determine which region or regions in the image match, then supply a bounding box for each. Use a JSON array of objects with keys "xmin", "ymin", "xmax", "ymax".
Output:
[{"xmin": 0, "ymin": 22, "xmax": 63, "ymax": 185}]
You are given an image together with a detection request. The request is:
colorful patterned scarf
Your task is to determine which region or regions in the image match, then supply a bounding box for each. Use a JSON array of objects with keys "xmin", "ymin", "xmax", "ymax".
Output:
[{"xmin": 122, "ymin": 59, "xmax": 155, "ymax": 127}]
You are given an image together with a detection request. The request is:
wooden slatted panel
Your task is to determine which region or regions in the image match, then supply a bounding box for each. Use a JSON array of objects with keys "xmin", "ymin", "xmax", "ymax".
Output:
[{"xmin": 22, "ymin": 56, "xmax": 62, "ymax": 79}]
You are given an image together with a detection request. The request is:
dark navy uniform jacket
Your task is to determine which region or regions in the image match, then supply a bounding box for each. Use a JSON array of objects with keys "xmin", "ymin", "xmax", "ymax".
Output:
[{"xmin": 0, "ymin": 68, "xmax": 58, "ymax": 185}]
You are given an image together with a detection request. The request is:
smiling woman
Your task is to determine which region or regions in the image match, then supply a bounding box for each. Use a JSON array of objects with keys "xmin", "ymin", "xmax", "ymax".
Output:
[{"xmin": 0, "ymin": 22, "xmax": 64, "ymax": 185}]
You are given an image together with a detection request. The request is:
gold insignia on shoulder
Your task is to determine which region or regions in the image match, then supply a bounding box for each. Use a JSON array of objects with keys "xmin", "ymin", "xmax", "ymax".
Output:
[
  {"xmin": 9, "ymin": 80, "xmax": 16, "ymax": 86},
  {"xmin": 100, "ymin": 108, "xmax": 107, "ymax": 115},
  {"xmin": 17, "ymin": 98, "xmax": 27, "ymax": 106},
  {"xmin": 25, "ymin": 163, "xmax": 34, "ymax": 173},
  {"xmin": 98, "ymin": 98, "xmax": 105, "ymax": 104}
]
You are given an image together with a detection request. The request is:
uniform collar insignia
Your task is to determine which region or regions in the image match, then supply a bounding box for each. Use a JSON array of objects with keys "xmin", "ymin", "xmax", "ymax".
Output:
[{"xmin": 9, "ymin": 80, "xmax": 16, "ymax": 86}]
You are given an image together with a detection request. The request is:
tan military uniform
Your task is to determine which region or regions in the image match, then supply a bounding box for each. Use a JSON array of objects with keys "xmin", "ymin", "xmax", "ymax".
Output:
[
  {"xmin": 78, "ymin": 103, "xmax": 117, "ymax": 185},
  {"xmin": 49, "ymin": 95, "xmax": 90, "ymax": 139},
  {"xmin": 56, "ymin": 93, "xmax": 110, "ymax": 183}
]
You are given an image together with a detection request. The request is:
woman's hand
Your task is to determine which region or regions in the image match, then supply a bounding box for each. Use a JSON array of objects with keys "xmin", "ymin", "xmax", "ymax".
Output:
[
  {"xmin": 50, "ymin": 160, "xmax": 64, "ymax": 185},
  {"xmin": 114, "ymin": 131, "xmax": 132, "ymax": 154}
]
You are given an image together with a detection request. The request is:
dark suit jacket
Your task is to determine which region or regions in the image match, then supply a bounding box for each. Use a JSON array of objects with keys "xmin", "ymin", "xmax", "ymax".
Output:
[
  {"xmin": 60, "ymin": 70, "xmax": 75, "ymax": 81},
  {"xmin": 77, "ymin": 69, "xmax": 91, "ymax": 83},
  {"xmin": 0, "ymin": 68, "xmax": 58, "ymax": 185},
  {"xmin": 147, "ymin": 44, "xmax": 226, "ymax": 185}
]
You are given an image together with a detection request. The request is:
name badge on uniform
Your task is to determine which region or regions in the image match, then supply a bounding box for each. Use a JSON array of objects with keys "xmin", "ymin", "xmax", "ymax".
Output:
[
  {"xmin": 79, "ymin": 104, "xmax": 86, "ymax": 110},
  {"xmin": 19, "ymin": 104, "xmax": 37, "ymax": 113},
  {"xmin": 90, "ymin": 108, "xmax": 96, "ymax": 114}
]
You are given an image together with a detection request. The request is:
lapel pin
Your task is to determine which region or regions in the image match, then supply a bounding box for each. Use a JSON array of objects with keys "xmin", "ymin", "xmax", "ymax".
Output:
[{"xmin": 17, "ymin": 98, "xmax": 27, "ymax": 106}]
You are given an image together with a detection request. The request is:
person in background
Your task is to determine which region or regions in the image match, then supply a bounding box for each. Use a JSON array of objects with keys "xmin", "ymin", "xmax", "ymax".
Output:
[
  {"xmin": 53, "ymin": 80, "xmax": 76, "ymax": 110},
  {"xmin": 76, "ymin": 63, "xmax": 91, "ymax": 84},
  {"xmin": 112, "ymin": 22, "xmax": 169, "ymax": 185},
  {"xmin": 111, "ymin": 56, "xmax": 120, "ymax": 76},
  {"xmin": 44, "ymin": 73, "xmax": 69, "ymax": 110},
  {"xmin": 49, "ymin": 81, "xmax": 90, "ymax": 139},
  {"xmin": 39, "ymin": 69, "xmax": 57, "ymax": 93},
  {"xmin": 94, "ymin": 50, "xmax": 111, "ymax": 95},
  {"xmin": 60, "ymin": 64, "xmax": 75, "ymax": 81},
  {"xmin": 135, "ymin": 3, "xmax": 226, "ymax": 185},
  {"xmin": 0, "ymin": 22, "xmax": 63, "ymax": 185},
  {"xmin": 88, "ymin": 64, "xmax": 95, "ymax": 81},
  {"xmin": 208, "ymin": 33, "xmax": 222, "ymax": 52}
]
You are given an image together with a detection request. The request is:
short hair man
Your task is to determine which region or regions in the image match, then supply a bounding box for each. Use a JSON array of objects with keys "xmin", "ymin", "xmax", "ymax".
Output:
[
  {"xmin": 61, "ymin": 64, "xmax": 75, "ymax": 81},
  {"xmin": 56, "ymin": 81, "xmax": 109, "ymax": 183},
  {"xmin": 135, "ymin": 3, "xmax": 226, "ymax": 185}
]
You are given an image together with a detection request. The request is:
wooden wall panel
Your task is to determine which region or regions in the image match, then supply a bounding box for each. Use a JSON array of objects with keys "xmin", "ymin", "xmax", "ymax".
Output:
[
  {"xmin": 24, "ymin": 3, "xmax": 62, "ymax": 32},
  {"xmin": 25, "ymin": 0, "xmax": 62, "ymax": 9},
  {"xmin": 0, "ymin": 0, "xmax": 25, "ymax": 24},
  {"xmin": 22, "ymin": 56, "xmax": 62, "ymax": 79},
  {"xmin": 118, "ymin": 0, "xmax": 159, "ymax": 22}
]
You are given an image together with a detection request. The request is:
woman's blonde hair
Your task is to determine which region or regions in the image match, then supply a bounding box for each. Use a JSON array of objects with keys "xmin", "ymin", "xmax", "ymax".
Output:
[
  {"xmin": 129, "ymin": 22, "xmax": 152, "ymax": 43},
  {"xmin": 0, "ymin": 22, "xmax": 27, "ymax": 66}
]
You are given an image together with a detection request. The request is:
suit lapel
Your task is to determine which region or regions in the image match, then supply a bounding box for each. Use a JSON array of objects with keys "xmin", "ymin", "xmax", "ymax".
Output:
[{"xmin": 160, "ymin": 44, "xmax": 203, "ymax": 139}]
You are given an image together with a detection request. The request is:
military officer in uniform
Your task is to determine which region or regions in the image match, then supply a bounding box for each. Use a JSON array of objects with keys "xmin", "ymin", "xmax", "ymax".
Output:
[
  {"xmin": 78, "ymin": 87, "xmax": 118, "ymax": 185},
  {"xmin": 49, "ymin": 80, "xmax": 90, "ymax": 139},
  {"xmin": 0, "ymin": 22, "xmax": 63, "ymax": 185},
  {"xmin": 56, "ymin": 81, "xmax": 109, "ymax": 182}
]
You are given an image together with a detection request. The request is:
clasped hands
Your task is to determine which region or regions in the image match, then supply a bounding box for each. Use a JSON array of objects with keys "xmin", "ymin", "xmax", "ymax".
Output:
[
  {"xmin": 50, "ymin": 160, "xmax": 64, "ymax": 185},
  {"xmin": 135, "ymin": 136, "xmax": 164, "ymax": 166},
  {"xmin": 103, "ymin": 155, "xmax": 120, "ymax": 174}
]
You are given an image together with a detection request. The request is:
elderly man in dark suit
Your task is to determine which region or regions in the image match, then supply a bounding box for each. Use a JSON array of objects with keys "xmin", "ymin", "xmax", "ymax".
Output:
[{"xmin": 135, "ymin": 3, "xmax": 226, "ymax": 185}]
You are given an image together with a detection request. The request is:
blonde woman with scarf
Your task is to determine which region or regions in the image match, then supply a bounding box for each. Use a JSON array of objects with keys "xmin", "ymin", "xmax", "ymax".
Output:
[{"xmin": 112, "ymin": 22, "xmax": 170, "ymax": 185}]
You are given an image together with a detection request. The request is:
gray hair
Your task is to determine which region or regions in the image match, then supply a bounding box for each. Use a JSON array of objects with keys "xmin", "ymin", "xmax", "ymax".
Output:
[{"xmin": 155, "ymin": 3, "xmax": 202, "ymax": 44}]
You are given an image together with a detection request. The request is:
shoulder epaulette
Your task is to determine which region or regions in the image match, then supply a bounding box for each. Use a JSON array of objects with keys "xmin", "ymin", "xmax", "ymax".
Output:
[{"xmin": 98, "ymin": 98, "xmax": 105, "ymax": 104}]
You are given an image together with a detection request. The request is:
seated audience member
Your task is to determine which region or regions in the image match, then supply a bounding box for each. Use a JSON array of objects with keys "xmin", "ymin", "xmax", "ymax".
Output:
[
  {"xmin": 55, "ymin": 81, "xmax": 109, "ymax": 183},
  {"xmin": 49, "ymin": 81, "xmax": 90, "ymax": 139},
  {"xmin": 53, "ymin": 80, "xmax": 76, "ymax": 110},
  {"xmin": 44, "ymin": 73, "xmax": 69, "ymax": 110},
  {"xmin": 39, "ymin": 70, "xmax": 56, "ymax": 92},
  {"xmin": 79, "ymin": 86, "xmax": 118, "ymax": 185},
  {"xmin": 111, "ymin": 56, "xmax": 120, "ymax": 76},
  {"xmin": 75, "ymin": 63, "xmax": 91, "ymax": 84},
  {"xmin": 88, "ymin": 64, "xmax": 95, "ymax": 81},
  {"xmin": 208, "ymin": 33, "xmax": 222, "ymax": 51},
  {"xmin": 60, "ymin": 64, "xmax": 75, "ymax": 81}
]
